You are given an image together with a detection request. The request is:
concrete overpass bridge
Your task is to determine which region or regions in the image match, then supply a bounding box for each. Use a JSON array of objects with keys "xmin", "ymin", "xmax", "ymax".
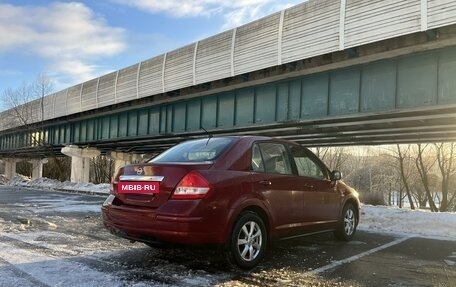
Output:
[{"xmin": 1, "ymin": 0, "xmax": 456, "ymax": 182}]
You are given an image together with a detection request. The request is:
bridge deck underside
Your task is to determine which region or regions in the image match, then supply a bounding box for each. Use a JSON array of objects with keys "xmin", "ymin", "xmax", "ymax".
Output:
[
  {"xmin": 94, "ymin": 105, "xmax": 456, "ymax": 150},
  {"xmin": 1, "ymin": 105, "xmax": 455, "ymax": 157}
]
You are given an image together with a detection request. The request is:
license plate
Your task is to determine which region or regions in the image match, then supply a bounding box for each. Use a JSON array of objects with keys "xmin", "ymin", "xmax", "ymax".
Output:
[{"xmin": 118, "ymin": 181, "xmax": 160, "ymax": 194}]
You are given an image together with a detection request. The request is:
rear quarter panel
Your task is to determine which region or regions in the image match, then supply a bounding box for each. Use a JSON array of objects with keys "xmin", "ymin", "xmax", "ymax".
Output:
[{"xmin": 198, "ymin": 170, "xmax": 254, "ymax": 243}]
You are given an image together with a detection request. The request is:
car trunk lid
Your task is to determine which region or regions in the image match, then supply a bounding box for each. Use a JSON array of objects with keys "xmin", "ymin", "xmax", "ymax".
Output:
[{"xmin": 114, "ymin": 163, "xmax": 212, "ymax": 208}]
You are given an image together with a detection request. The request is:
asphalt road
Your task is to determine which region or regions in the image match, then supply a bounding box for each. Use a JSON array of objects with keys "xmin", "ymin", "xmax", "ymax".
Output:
[{"xmin": 0, "ymin": 186, "xmax": 454, "ymax": 287}]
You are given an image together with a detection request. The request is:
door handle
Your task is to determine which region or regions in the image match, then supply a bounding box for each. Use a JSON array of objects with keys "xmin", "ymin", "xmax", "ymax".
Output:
[
  {"xmin": 259, "ymin": 180, "xmax": 272, "ymax": 186},
  {"xmin": 303, "ymin": 184, "xmax": 314, "ymax": 189}
]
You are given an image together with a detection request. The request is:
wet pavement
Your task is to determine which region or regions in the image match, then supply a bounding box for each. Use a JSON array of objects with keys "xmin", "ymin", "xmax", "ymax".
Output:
[{"xmin": 0, "ymin": 186, "xmax": 455, "ymax": 287}]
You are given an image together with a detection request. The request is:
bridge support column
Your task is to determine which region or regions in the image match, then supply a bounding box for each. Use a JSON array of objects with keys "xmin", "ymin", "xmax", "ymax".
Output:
[
  {"xmin": 61, "ymin": 146, "xmax": 100, "ymax": 183},
  {"xmin": 108, "ymin": 151, "xmax": 143, "ymax": 174},
  {"xmin": 29, "ymin": 158, "xmax": 48, "ymax": 180},
  {"xmin": 4, "ymin": 158, "xmax": 19, "ymax": 180}
]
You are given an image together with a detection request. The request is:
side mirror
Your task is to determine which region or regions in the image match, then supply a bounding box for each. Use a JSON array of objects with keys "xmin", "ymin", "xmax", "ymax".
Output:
[{"xmin": 330, "ymin": 170, "xmax": 342, "ymax": 181}]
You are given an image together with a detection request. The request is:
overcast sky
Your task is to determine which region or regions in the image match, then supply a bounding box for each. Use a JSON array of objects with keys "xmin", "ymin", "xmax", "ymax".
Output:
[{"xmin": 0, "ymin": 0, "xmax": 304, "ymax": 101}]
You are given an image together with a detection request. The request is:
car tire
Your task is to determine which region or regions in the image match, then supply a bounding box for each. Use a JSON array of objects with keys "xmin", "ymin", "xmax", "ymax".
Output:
[
  {"xmin": 335, "ymin": 203, "xmax": 358, "ymax": 241},
  {"xmin": 227, "ymin": 211, "xmax": 267, "ymax": 270}
]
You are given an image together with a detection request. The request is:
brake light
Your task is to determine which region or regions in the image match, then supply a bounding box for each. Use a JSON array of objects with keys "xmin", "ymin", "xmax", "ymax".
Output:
[
  {"xmin": 172, "ymin": 171, "xmax": 211, "ymax": 200},
  {"xmin": 110, "ymin": 168, "xmax": 122, "ymax": 195}
]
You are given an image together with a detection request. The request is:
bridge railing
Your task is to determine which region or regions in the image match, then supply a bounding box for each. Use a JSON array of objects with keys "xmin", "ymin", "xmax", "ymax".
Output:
[{"xmin": 1, "ymin": 0, "xmax": 456, "ymax": 132}]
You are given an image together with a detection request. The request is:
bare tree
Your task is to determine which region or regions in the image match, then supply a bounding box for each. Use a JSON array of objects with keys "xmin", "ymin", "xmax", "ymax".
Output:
[
  {"xmin": 373, "ymin": 153, "xmax": 401, "ymax": 206},
  {"xmin": 315, "ymin": 146, "xmax": 347, "ymax": 171},
  {"xmin": 435, "ymin": 143, "xmax": 456, "ymax": 212},
  {"xmin": 342, "ymin": 148, "xmax": 371, "ymax": 193},
  {"xmin": 2, "ymin": 83, "xmax": 36, "ymax": 127},
  {"xmin": 90, "ymin": 156, "xmax": 115, "ymax": 184},
  {"xmin": 340, "ymin": 147, "xmax": 392, "ymax": 206},
  {"xmin": 43, "ymin": 157, "xmax": 71, "ymax": 182},
  {"xmin": 36, "ymin": 73, "xmax": 53, "ymax": 122},
  {"xmin": 395, "ymin": 145, "xmax": 416, "ymax": 209},
  {"xmin": 0, "ymin": 74, "xmax": 58, "ymax": 181},
  {"xmin": 1, "ymin": 73, "xmax": 53, "ymax": 146},
  {"xmin": 415, "ymin": 144, "xmax": 439, "ymax": 212},
  {"xmin": 315, "ymin": 143, "xmax": 456, "ymax": 212}
]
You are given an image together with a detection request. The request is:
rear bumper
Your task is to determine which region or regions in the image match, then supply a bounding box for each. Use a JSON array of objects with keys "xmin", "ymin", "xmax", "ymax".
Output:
[{"xmin": 101, "ymin": 197, "xmax": 227, "ymax": 245}]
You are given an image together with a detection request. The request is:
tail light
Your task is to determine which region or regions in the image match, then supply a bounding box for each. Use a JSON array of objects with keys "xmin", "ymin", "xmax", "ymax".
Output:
[
  {"xmin": 110, "ymin": 168, "xmax": 122, "ymax": 195},
  {"xmin": 171, "ymin": 171, "xmax": 212, "ymax": 200}
]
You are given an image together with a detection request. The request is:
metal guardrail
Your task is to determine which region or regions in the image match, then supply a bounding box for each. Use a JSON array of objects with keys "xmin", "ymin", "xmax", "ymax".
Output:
[{"xmin": 1, "ymin": 0, "xmax": 455, "ymax": 131}]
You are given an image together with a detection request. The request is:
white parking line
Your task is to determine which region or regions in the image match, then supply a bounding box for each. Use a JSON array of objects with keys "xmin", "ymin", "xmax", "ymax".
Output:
[{"xmin": 309, "ymin": 236, "xmax": 412, "ymax": 275}]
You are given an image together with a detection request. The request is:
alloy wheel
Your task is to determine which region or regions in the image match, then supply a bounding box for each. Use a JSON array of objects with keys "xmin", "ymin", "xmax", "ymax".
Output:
[
  {"xmin": 344, "ymin": 208, "xmax": 355, "ymax": 236},
  {"xmin": 237, "ymin": 221, "xmax": 263, "ymax": 262}
]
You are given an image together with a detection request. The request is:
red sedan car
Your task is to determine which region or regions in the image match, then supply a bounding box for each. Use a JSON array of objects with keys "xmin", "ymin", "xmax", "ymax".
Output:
[{"xmin": 102, "ymin": 136, "xmax": 360, "ymax": 269}]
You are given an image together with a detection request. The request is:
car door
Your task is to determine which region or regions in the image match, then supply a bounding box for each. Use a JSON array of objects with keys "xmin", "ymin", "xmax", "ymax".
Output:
[
  {"xmin": 289, "ymin": 145, "xmax": 342, "ymax": 230},
  {"xmin": 251, "ymin": 142, "xmax": 304, "ymax": 237}
]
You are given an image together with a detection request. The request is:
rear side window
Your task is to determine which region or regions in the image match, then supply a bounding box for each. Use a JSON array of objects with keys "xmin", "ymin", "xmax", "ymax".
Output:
[
  {"xmin": 252, "ymin": 142, "xmax": 292, "ymax": 175},
  {"xmin": 251, "ymin": 144, "xmax": 264, "ymax": 172},
  {"xmin": 151, "ymin": 138, "xmax": 235, "ymax": 163}
]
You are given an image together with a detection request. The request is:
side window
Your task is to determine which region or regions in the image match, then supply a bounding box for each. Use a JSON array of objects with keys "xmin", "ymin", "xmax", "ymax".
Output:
[
  {"xmin": 257, "ymin": 142, "xmax": 292, "ymax": 175},
  {"xmin": 251, "ymin": 144, "xmax": 264, "ymax": 172},
  {"xmin": 290, "ymin": 146, "xmax": 326, "ymax": 179}
]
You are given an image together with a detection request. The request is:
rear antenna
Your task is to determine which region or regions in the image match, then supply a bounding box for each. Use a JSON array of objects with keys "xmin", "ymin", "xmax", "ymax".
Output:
[{"xmin": 201, "ymin": 127, "xmax": 213, "ymax": 145}]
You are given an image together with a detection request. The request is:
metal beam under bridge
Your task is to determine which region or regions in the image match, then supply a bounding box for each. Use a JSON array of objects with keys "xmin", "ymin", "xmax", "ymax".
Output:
[{"xmin": 0, "ymin": 45, "xmax": 455, "ymax": 157}]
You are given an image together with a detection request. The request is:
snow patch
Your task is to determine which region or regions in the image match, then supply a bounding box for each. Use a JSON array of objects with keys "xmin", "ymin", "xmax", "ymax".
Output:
[
  {"xmin": 0, "ymin": 174, "xmax": 7, "ymax": 185},
  {"xmin": 0, "ymin": 241, "xmax": 125, "ymax": 287},
  {"xmin": 5, "ymin": 175, "xmax": 109, "ymax": 195}
]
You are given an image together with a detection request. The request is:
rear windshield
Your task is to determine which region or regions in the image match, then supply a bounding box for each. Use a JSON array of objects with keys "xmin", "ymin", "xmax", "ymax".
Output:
[{"xmin": 150, "ymin": 137, "xmax": 235, "ymax": 163}]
